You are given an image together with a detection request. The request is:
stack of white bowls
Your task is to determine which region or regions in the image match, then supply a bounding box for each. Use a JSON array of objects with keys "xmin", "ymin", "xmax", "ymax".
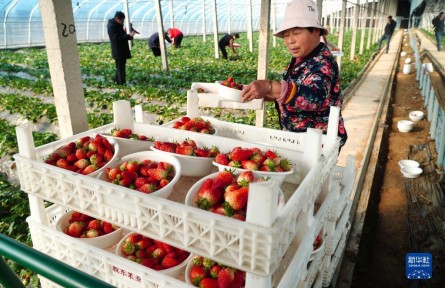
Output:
[{"xmin": 398, "ymin": 160, "xmax": 422, "ymax": 178}]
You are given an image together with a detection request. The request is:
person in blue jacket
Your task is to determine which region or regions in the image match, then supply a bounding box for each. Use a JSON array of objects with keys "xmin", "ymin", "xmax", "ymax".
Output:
[{"xmin": 107, "ymin": 11, "xmax": 136, "ymax": 85}]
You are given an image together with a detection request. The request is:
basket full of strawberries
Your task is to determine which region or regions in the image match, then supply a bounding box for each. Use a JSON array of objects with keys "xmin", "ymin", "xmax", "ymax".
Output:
[{"xmin": 56, "ymin": 210, "xmax": 123, "ymax": 249}]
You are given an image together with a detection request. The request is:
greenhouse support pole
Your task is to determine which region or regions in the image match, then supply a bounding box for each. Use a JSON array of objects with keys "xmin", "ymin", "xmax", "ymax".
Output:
[
  {"xmin": 123, "ymin": 0, "xmax": 131, "ymax": 49},
  {"xmin": 247, "ymin": 0, "xmax": 254, "ymax": 52},
  {"xmin": 212, "ymin": 0, "xmax": 220, "ymax": 59},
  {"xmin": 271, "ymin": 0, "xmax": 276, "ymax": 48},
  {"xmin": 39, "ymin": 0, "xmax": 88, "ymax": 138},
  {"xmin": 255, "ymin": 0, "xmax": 271, "ymax": 127},
  {"xmin": 202, "ymin": 1, "xmax": 207, "ymax": 42},
  {"xmin": 337, "ymin": 0, "xmax": 347, "ymax": 71},
  {"xmin": 359, "ymin": 0, "xmax": 367, "ymax": 54},
  {"xmin": 154, "ymin": 0, "xmax": 169, "ymax": 71},
  {"xmin": 366, "ymin": 0, "xmax": 376, "ymax": 49},
  {"xmin": 350, "ymin": 0, "xmax": 360, "ymax": 61}
]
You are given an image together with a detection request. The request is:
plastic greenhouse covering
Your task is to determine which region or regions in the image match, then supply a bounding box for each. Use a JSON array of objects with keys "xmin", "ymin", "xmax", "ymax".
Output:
[{"xmin": 1, "ymin": 0, "xmax": 289, "ymax": 49}]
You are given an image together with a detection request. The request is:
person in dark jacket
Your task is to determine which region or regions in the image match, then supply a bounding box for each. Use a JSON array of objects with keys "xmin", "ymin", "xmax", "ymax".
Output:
[
  {"xmin": 377, "ymin": 16, "xmax": 396, "ymax": 53},
  {"xmin": 107, "ymin": 11, "xmax": 135, "ymax": 85},
  {"xmin": 432, "ymin": 12, "xmax": 445, "ymax": 51},
  {"xmin": 148, "ymin": 32, "xmax": 171, "ymax": 57},
  {"xmin": 218, "ymin": 33, "xmax": 239, "ymax": 59}
]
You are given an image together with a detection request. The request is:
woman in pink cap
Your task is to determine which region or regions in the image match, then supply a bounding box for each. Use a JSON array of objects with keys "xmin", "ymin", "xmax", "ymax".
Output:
[{"xmin": 241, "ymin": 0, "xmax": 347, "ymax": 149}]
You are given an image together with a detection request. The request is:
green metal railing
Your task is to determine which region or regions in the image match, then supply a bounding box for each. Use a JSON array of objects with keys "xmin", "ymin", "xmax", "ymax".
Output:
[{"xmin": 0, "ymin": 233, "xmax": 115, "ymax": 288}]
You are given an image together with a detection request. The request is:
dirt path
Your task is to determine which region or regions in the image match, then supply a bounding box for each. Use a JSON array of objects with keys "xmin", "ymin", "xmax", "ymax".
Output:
[{"xmin": 351, "ymin": 42, "xmax": 445, "ymax": 287}]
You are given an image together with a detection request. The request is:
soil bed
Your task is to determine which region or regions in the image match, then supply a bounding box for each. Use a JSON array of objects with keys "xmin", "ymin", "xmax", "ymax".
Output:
[{"xmin": 351, "ymin": 43, "xmax": 445, "ymax": 287}]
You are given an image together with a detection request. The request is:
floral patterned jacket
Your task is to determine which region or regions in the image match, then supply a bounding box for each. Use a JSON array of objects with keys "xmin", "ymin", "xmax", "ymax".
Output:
[{"xmin": 276, "ymin": 43, "xmax": 348, "ymax": 148}]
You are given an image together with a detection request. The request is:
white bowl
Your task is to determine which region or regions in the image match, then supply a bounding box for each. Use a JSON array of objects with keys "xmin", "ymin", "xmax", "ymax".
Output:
[
  {"xmin": 185, "ymin": 172, "xmax": 285, "ymax": 212},
  {"xmin": 409, "ymin": 111, "xmax": 424, "ymax": 122},
  {"xmin": 115, "ymin": 232, "xmax": 192, "ymax": 277},
  {"xmin": 217, "ymin": 81, "xmax": 243, "ymax": 102},
  {"xmin": 106, "ymin": 136, "xmax": 154, "ymax": 156},
  {"xmin": 98, "ymin": 151, "xmax": 181, "ymax": 198},
  {"xmin": 400, "ymin": 51, "xmax": 407, "ymax": 57},
  {"xmin": 212, "ymin": 162, "xmax": 293, "ymax": 186},
  {"xmin": 397, "ymin": 120, "xmax": 414, "ymax": 133},
  {"xmin": 405, "ymin": 58, "xmax": 411, "ymax": 64},
  {"xmin": 56, "ymin": 210, "xmax": 123, "ymax": 249},
  {"xmin": 401, "ymin": 167, "xmax": 423, "ymax": 178},
  {"xmin": 150, "ymin": 145, "xmax": 214, "ymax": 177},
  {"xmin": 398, "ymin": 160, "xmax": 420, "ymax": 169}
]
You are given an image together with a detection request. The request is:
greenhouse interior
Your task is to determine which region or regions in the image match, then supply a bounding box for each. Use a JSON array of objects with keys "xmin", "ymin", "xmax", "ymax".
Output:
[{"xmin": 1, "ymin": 0, "xmax": 445, "ymax": 287}]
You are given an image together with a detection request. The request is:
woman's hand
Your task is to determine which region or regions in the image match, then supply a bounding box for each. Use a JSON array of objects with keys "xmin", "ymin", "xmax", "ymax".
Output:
[{"xmin": 241, "ymin": 80, "xmax": 269, "ymax": 103}]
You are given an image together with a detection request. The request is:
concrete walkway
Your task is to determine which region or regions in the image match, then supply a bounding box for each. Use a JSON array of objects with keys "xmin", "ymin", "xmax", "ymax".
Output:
[
  {"xmin": 338, "ymin": 31, "xmax": 402, "ymax": 169},
  {"xmin": 334, "ymin": 29, "xmax": 445, "ymax": 286}
]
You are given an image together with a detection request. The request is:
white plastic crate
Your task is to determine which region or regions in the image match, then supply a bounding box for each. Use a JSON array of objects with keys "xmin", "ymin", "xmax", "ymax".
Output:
[
  {"xmin": 14, "ymin": 100, "xmax": 355, "ymax": 287},
  {"xmin": 27, "ymin": 205, "xmax": 190, "ymax": 288},
  {"xmin": 15, "ymin": 123, "xmax": 339, "ymax": 277}
]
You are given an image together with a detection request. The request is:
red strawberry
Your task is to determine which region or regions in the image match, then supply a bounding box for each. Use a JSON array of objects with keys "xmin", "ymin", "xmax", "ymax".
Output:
[
  {"xmin": 209, "ymin": 204, "xmax": 231, "ymax": 216},
  {"xmin": 209, "ymin": 146, "xmax": 220, "ymax": 157},
  {"xmin": 141, "ymin": 258, "xmax": 158, "ymax": 268},
  {"xmin": 159, "ymin": 179, "xmax": 170, "ymax": 188},
  {"xmin": 213, "ymin": 170, "xmax": 234, "ymax": 190},
  {"xmin": 125, "ymin": 161, "xmax": 139, "ymax": 173},
  {"xmin": 202, "ymin": 258, "xmax": 215, "ymax": 269},
  {"xmin": 210, "ymin": 265, "xmax": 222, "ymax": 278},
  {"xmin": 161, "ymin": 256, "xmax": 180, "ymax": 269},
  {"xmin": 279, "ymin": 159, "xmax": 292, "ymax": 171},
  {"xmin": 87, "ymin": 219, "xmax": 102, "ymax": 231},
  {"xmin": 112, "ymin": 129, "xmax": 126, "ymax": 138},
  {"xmin": 225, "ymin": 187, "xmax": 249, "ymax": 211},
  {"xmin": 199, "ymin": 277, "xmax": 219, "ymax": 288},
  {"xmin": 121, "ymin": 241, "xmax": 136, "ymax": 256},
  {"xmin": 192, "ymin": 255, "xmax": 204, "ymax": 266},
  {"xmin": 215, "ymin": 154, "xmax": 230, "ymax": 166},
  {"xmin": 120, "ymin": 129, "xmax": 132, "ymax": 137},
  {"xmin": 183, "ymin": 138, "xmax": 197, "ymax": 148},
  {"xmin": 157, "ymin": 162, "xmax": 173, "ymax": 174},
  {"xmin": 181, "ymin": 116, "xmax": 191, "ymax": 123},
  {"xmin": 102, "ymin": 222, "xmax": 116, "ymax": 234},
  {"xmin": 241, "ymin": 160, "xmax": 259, "ymax": 170},
  {"xmin": 88, "ymin": 142, "xmax": 98, "ymax": 152},
  {"xmin": 82, "ymin": 164, "xmax": 98, "ymax": 175},
  {"xmin": 44, "ymin": 152, "xmax": 61, "ymax": 163},
  {"xmin": 103, "ymin": 150, "xmax": 114, "ymax": 162},
  {"xmin": 66, "ymin": 222, "xmax": 85, "ymax": 237},
  {"xmin": 194, "ymin": 148, "xmax": 210, "ymax": 158},
  {"xmin": 152, "ymin": 247, "xmax": 167, "ymax": 259},
  {"xmin": 227, "ymin": 161, "xmax": 241, "ymax": 168},
  {"xmin": 251, "ymin": 152, "xmax": 266, "ymax": 164},
  {"xmin": 190, "ymin": 265, "xmax": 207, "ymax": 286},
  {"xmin": 135, "ymin": 249, "xmax": 150, "ymax": 259},
  {"xmin": 134, "ymin": 177, "xmax": 148, "ymax": 188},
  {"xmin": 138, "ymin": 183, "xmax": 157, "ymax": 194},
  {"xmin": 126, "ymin": 234, "xmax": 143, "ymax": 244},
  {"xmin": 159, "ymin": 142, "xmax": 178, "ymax": 153},
  {"xmin": 137, "ymin": 238, "xmax": 152, "ymax": 250},
  {"xmin": 86, "ymin": 229, "xmax": 99, "ymax": 238},
  {"xmin": 232, "ymin": 213, "xmax": 246, "ymax": 221},
  {"xmin": 107, "ymin": 168, "xmax": 121, "ymax": 181},
  {"xmin": 147, "ymin": 168, "xmax": 168, "ymax": 181},
  {"xmin": 217, "ymin": 268, "xmax": 235, "ymax": 288},
  {"xmin": 76, "ymin": 136, "xmax": 91, "ymax": 147},
  {"xmin": 197, "ymin": 178, "xmax": 223, "ymax": 210},
  {"xmin": 74, "ymin": 159, "xmax": 90, "ymax": 169},
  {"xmin": 230, "ymin": 148, "xmax": 253, "ymax": 162},
  {"xmin": 264, "ymin": 150, "xmax": 280, "ymax": 165},
  {"xmin": 75, "ymin": 148, "xmax": 87, "ymax": 160},
  {"xmin": 66, "ymin": 154, "xmax": 77, "ymax": 163},
  {"xmin": 56, "ymin": 158, "xmax": 70, "ymax": 169},
  {"xmin": 259, "ymin": 164, "xmax": 275, "ymax": 172},
  {"xmin": 230, "ymin": 271, "xmax": 245, "ymax": 288},
  {"xmin": 236, "ymin": 171, "xmax": 254, "ymax": 187},
  {"xmin": 176, "ymin": 146, "xmax": 195, "ymax": 156},
  {"xmin": 89, "ymin": 154, "xmax": 103, "ymax": 165},
  {"xmin": 57, "ymin": 145, "xmax": 74, "ymax": 158}
]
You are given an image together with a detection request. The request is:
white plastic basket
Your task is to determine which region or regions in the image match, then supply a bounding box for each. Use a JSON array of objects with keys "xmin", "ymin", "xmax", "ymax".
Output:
[{"xmin": 27, "ymin": 205, "xmax": 190, "ymax": 288}]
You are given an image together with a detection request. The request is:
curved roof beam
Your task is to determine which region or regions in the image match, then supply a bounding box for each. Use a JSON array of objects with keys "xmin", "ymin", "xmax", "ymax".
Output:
[{"xmin": 3, "ymin": 0, "xmax": 19, "ymax": 47}]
